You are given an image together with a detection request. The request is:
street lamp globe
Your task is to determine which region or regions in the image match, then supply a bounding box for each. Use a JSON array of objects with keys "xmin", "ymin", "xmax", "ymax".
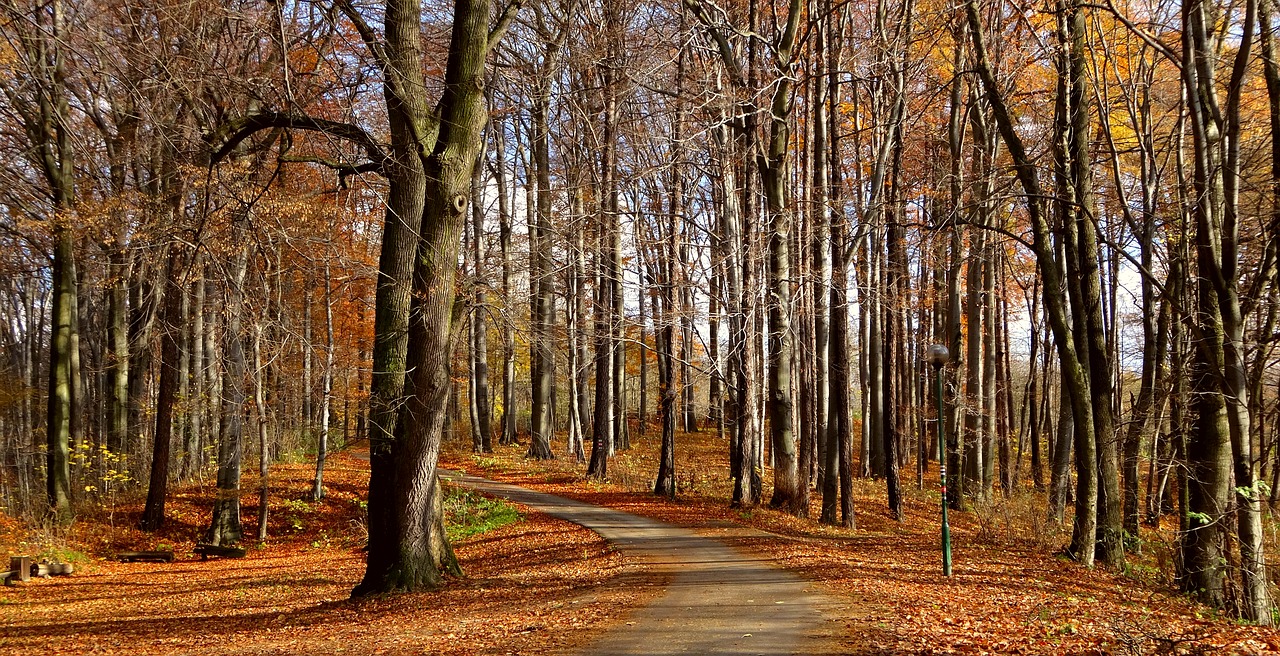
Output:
[{"xmin": 926, "ymin": 344, "xmax": 950, "ymax": 366}]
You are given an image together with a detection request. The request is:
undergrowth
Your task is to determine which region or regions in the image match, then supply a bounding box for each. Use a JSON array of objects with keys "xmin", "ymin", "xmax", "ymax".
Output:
[{"xmin": 442, "ymin": 485, "xmax": 522, "ymax": 542}]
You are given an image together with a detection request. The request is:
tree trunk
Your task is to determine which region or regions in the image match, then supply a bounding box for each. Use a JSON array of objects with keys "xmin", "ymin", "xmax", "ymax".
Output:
[
  {"xmin": 186, "ymin": 270, "xmax": 205, "ymax": 479},
  {"xmin": 312, "ymin": 262, "xmax": 334, "ymax": 500},
  {"xmin": 763, "ymin": 133, "xmax": 801, "ymax": 515},
  {"xmin": 654, "ymin": 163, "xmax": 680, "ymax": 498},
  {"xmin": 253, "ymin": 319, "xmax": 270, "ymax": 543},
  {"xmin": 811, "ymin": 7, "xmax": 831, "ymax": 496},
  {"xmin": 527, "ymin": 92, "xmax": 555, "ymax": 461},
  {"xmin": 355, "ymin": 0, "xmax": 493, "ymax": 594},
  {"xmin": 106, "ymin": 247, "xmax": 130, "ymax": 457},
  {"xmin": 470, "ymin": 153, "xmax": 492, "ymax": 453},
  {"xmin": 141, "ymin": 249, "xmax": 183, "ymax": 531},
  {"xmin": 209, "ymin": 240, "xmax": 248, "ymax": 546},
  {"xmin": 967, "ymin": 0, "xmax": 1097, "ymax": 565},
  {"xmin": 1182, "ymin": 0, "xmax": 1270, "ymax": 620},
  {"xmin": 493, "ymin": 117, "xmax": 519, "ymax": 446}
]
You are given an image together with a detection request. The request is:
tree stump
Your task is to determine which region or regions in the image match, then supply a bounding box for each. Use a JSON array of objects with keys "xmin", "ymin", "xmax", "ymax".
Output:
[{"xmin": 8, "ymin": 556, "xmax": 31, "ymax": 583}]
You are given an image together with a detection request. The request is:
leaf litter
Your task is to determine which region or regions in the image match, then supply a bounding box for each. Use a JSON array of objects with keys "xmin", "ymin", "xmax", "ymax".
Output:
[
  {"xmin": 0, "ymin": 450, "xmax": 662, "ymax": 655},
  {"xmin": 440, "ymin": 428, "xmax": 1280, "ymax": 655}
]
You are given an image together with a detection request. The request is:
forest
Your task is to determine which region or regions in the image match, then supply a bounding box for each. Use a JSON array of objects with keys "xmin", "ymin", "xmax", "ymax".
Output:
[{"xmin": 1, "ymin": 0, "xmax": 1279, "ymax": 641}]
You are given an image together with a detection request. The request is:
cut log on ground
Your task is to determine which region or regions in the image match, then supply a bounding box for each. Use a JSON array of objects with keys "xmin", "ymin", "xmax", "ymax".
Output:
[
  {"xmin": 194, "ymin": 543, "xmax": 246, "ymax": 560},
  {"xmin": 31, "ymin": 562, "xmax": 74, "ymax": 577},
  {"xmin": 117, "ymin": 550, "xmax": 176, "ymax": 563}
]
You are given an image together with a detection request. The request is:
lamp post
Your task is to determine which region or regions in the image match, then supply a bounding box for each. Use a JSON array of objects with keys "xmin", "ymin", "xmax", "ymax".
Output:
[{"xmin": 926, "ymin": 344, "xmax": 953, "ymax": 577}]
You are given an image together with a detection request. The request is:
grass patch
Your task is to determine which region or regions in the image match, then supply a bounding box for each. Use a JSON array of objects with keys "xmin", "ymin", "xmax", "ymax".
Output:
[
  {"xmin": 37, "ymin": 545, "xmax": 90, "ymax": 566},
  {"xmin": 443, "ymin": 486, "xmax": 522, "ymax": 542}
]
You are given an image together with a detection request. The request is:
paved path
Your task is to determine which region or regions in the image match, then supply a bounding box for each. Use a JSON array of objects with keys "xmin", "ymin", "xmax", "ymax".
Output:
[{"xmin": 441, "ymin": 470, "xmax": 840, "ymax": 656}]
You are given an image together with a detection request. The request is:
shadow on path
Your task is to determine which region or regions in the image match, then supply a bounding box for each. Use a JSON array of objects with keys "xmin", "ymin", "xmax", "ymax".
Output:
[{"xmin": 442, "ymin": 470, "xmax": 843, "ymax": 656}]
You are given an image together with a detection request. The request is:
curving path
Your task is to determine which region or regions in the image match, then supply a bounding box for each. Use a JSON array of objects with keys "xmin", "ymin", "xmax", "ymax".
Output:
[{"xmin": 441, "ymin": 470, "xmax": 840, "ymax": 656}]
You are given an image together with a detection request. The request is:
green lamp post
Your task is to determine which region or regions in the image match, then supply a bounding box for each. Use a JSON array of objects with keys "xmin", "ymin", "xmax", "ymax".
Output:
[{"xmin": 927, "ymin": 344, "xmax": 953, "ymax": 577}]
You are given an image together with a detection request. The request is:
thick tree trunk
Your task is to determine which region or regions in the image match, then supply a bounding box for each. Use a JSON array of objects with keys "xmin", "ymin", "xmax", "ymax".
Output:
[
  {"xmin": 46, "ymin": 228, "xmax": 75, "ymax": 518},
  {"xmin": 967, "ymin": 0, "xmax": 1097, "ymax": 565},
  {"xmin": 355, "ymin": 0, "xmax": 493, "ymax": 595},
  {"xmin": 1177, "ymin": 0, "xmax": 1269, "ymax": 617},
  {"xmin": 18, "ymin": 0, "xmax": 79, "ymax": 519},
  {"xmin": 1059, "ymin": 0, "xmax": 1122, "ymax": 567},
  {"xmin": 363, "ymin": 0, "xmax": 431, "ymax": 539},
  {"xmin": 763, "ymin": 147, "xmax": 801, "ymax": 515}
]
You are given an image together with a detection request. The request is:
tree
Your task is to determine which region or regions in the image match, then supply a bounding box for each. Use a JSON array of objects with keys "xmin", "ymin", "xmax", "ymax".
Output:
[
  {"xmin": 1179, "ymin": 0, "xmax": 1271, "ymax": 620},
  {"xmin": 2, "ymin": 0, "xmax": 80, "ymax": 519},
  {"xmin": 354, "ymin": 0, "xmax": 520, "ymax": 594},
  {"xmin": 966, "ymin": 0, "xmax": 1100, "ymax": 566}
]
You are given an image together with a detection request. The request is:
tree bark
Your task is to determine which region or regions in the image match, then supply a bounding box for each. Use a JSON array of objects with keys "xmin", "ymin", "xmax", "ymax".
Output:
[
  {"xmin": 140, "ymin": 248, "xmax": 183, "ymax": 531},
  {"xmin": 209, "ymin": 240, "xmax": 248, "ymax": 546},
  {"xmin": 312, "ymin": 262, "xmax": 335, "ymax": 500},
  {"xmin": 967, "ymin": 0, "xmax": 1097, "ymax": 565},
  {"xmin": 355, "ymin": 0, "xmax": 498, "ymax": 594}
]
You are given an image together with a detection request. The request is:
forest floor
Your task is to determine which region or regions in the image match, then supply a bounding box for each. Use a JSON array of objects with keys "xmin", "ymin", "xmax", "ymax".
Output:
[
  {"xmin": 443, "ymin": 468, "xmax": 844, "ymax": 654},
  {"xmin": 2, "ymin": 426, "xmax": 1279, "ymax": 655},
  {"xmin": 0, "ymin": 450, "xmax": 661, "ymax": 655},
  {"xmin": 436, "ymin": 426, "xmax": 1280, "ymax": 655}
]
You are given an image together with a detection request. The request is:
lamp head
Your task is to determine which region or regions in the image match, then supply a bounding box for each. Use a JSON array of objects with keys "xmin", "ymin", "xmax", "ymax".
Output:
[{"xmin": 926, "ymin": 344, "xmax": 950, "ymax": 366}]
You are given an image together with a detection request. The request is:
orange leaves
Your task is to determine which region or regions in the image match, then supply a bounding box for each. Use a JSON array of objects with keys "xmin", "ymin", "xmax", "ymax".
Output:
[
  {"xmin": 0, "ymin": 449, "xmax": 659, "ymax": 656},
  {"xmin": 439, "ymin": 429, "xmax": 1280, "ymax": 655}
]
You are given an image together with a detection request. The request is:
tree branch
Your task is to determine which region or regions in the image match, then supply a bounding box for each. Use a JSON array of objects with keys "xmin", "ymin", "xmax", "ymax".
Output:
[
  {"xmin": 684, "ymin": 0, "xmax": 747, "ymax": 86},
  {"xmin": 488, "ymin": 0, "xmax": 526, "ymax": 53},
  {"xmin": 278, "ymin": 154, "xmax": 383, "ymax": 179},
  {"xmin": 205, "ymin": 111, "xmax": 389, "ymax": 172}
]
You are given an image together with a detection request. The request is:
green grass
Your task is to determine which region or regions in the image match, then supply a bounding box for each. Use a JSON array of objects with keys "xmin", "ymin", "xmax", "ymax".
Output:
[
  {"xmin": 36, "ymin": 545, "xmax": 90, "ymax": 566},
  {"xmin": 443, "ymin": 486, "xmax": 522, "ymax": 542}
]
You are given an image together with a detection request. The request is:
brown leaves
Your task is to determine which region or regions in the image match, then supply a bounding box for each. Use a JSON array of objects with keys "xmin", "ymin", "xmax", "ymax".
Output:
[
  {"xmin": 440, "ymin": 433, "xmax": 1280, "ymax": 655},
  {"xmin": 0, "ymin": 450, "xmax": 659, "ymax": 656}
]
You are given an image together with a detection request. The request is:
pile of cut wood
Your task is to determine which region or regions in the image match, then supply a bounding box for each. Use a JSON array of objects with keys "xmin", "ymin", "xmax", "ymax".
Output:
[{"xmin": 2, "ymin": 556, "xmax": 74, "ymax": 586}]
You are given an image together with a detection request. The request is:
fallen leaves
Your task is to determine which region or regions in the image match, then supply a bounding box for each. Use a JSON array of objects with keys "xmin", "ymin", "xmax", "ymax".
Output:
[
  {"xmin": 438, "ymin": 431, "xmax": 1280, "ymax": 655},
  {"xmin": 0, "ymin": 450, "xmax": 660, "ymax": 655}
]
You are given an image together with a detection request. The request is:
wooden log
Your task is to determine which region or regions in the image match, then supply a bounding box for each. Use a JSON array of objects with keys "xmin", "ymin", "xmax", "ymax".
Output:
[
  {"xmin": 117, "ymin": 550, "xmax": 176, "ymax": 563},
  {"xmin": 30, "ymin": 562, "xmax": 73, "ymax": 577},
  {"xmin": 193, "ymin": 543, "xmax": 246, "ymax": 560}
]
